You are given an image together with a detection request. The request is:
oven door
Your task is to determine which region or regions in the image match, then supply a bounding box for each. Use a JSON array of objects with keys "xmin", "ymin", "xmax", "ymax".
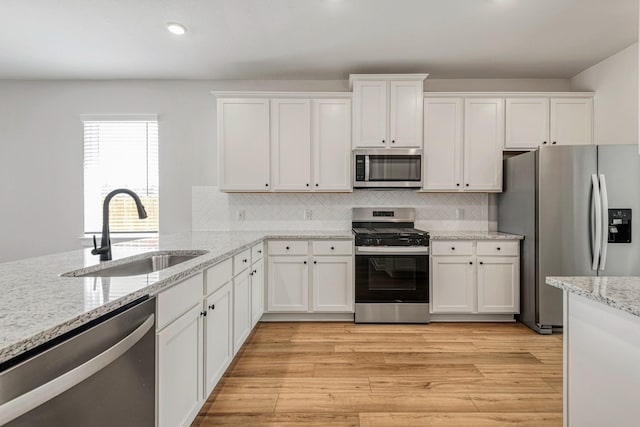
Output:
[{"xmin": 355, "ymin": 247, "xmax": 429, "ymax": 303}]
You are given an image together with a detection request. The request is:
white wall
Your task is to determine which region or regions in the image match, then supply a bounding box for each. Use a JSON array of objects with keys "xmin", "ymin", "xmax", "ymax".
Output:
[
  {"xmin": 0, "ymin": 78, "xmax": 569, "ymax": 262},
  {"xmin": 571, "ymin": 43, "xmax": 639, "ymax": 145}
]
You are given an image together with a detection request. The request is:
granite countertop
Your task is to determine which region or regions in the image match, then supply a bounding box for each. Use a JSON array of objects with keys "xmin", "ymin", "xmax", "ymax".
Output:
[
  {"xmin": 0, "ymin": 230, "xmax": 353, "ymax": 365},
  {"xmin": 546, "ymin": 276, "xmax": 640, "ymax": 318},
  {"xmin": 426, "ymin": 231, "xmax": 524, "ymax": 240}
]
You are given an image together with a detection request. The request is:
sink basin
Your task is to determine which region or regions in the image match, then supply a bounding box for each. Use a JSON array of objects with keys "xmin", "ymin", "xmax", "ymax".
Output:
[{"xmin": 62, "ymin": 251, "xmax": 208, "ymax": 277}]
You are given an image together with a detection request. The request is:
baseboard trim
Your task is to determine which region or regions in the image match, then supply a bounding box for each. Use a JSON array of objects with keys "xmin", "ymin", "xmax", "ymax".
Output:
[
  {"xmin": 260, "ymin": 312, "xmax": 355, "ymax": 322},
  {"xmin": 429, "ymin": 313, "xmax": 515, "ymax": 322}
]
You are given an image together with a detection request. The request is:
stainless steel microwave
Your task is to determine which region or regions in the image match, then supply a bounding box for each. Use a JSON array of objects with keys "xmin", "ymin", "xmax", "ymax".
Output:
[{"xmin": 353, "ymin": 149, "xmax": 422, "ymax": 189}]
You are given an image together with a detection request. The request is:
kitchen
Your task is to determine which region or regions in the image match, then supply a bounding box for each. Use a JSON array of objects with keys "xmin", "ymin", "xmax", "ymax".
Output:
[{"xmin": 0, "ymin": 0, "xmax": 639, "ymax": 426}]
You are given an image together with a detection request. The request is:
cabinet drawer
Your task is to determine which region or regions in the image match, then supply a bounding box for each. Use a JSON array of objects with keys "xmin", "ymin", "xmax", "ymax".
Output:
[
  {"xmin": 477, "ymin": 241, "xmax": 519, "ymax": 256},
  {"xmin": 233, "ymin": 249, "xmax": 252, "ymax": 275},
  {"xmin": 251, "ymin": 242, "xmax": 264, "ymax": 262},
  {"xmin": 312, "ymin": 240, "xmax": 353, "ymax": 256},
  {"xmin": 431, "ymin": 241, "xmax": 474, "ymax": 256},
  {"xmin": 157, "ymin": 272, "xmax": 203, "ymax": 331},
  {"xmin": 268, "ymin": 240, "xmax": 308, "ymax": 255},
  {"xmin": 205, "ymin": 258, "xmax": 233, "ymax": 295}
]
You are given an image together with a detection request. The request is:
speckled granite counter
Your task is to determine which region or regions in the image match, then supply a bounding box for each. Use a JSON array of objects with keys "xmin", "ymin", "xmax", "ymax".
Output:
[
  {"xmin": 0, "ymin": 230, "xmax": 353, "ymax": 365},
  {"xmin": 546, "ymin": 276, "xmax": 640, "ymax": 318},
  {"xmin": 426, "ymin": 231, "xmax": 524, "ymax": 240}
]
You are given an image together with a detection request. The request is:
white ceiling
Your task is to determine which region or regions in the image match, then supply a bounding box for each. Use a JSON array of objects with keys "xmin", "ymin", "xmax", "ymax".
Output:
[{"xmin": 0, "ymin": 0, "xmax": 637, "ymax": 80}]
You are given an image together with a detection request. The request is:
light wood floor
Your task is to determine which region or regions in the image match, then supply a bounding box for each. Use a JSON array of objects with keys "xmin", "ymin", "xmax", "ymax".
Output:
[{"xmin": 192, "ymin": 322, "xmax": 563, "ymax": 427}]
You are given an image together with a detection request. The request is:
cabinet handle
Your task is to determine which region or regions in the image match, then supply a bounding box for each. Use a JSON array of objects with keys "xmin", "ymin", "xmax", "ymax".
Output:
[
  {"xmin": 552, "ymin": 141, "xmax": 557, "ymax": 145},
  {"xmin": 200, "ymin": 311, "xmax": 207, "ymax": 317},
  {"xmin": 543, "ymin": 141, "xmax": 547, "ymax": 145},
  {"xmin": 209, "ymin": 304, "xmax": 215, "ymax": 310}
]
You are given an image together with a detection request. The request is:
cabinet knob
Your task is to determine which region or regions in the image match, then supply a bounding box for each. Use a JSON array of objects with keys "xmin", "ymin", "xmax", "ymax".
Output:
[
  {"xmin": 254, "ymin": 269, "xmax": 257, "ymax": 274},
  {"xmin": 265, "ymin": 183, "xmax": 269, "ymax": 187},
  {"xmin": 331, "ymin": 246, "xmax": 335, "ymax": 250},
  {"xmin": 303, "ymin": 261, "xmax": 307, "ymax": 265},
  {"xmin": 479, "ymin": 261, "xmax": 484, "ymax": 265},
  {"xmin": 306, "ymin": 183, "xmax": 309, "ymax": 187},
  {"xmin": 382, "ymin": 139, "xmax": 386, "ymax": 144},
  {"xmin": 469, "ymin": 261, "xmax": 473, "ymax": 265},
  {"xmin": 209, "ymin": 304, "xmax": 215, "ymax": 310},
  {"xmin": 286, "ymin": 246, "xmax": 290, "ymax": 250},
  {"xmin": 451, "ymin": 247, "xmax": 456, "ymax": 251},
  {"xmin": 200, "ymin": 311, "xmax": 207, "ymax": 317},
  {"xmin": 392, "ymin": 140, "xmax": 395, "ymax": 144},
  {"xmin": 314, "ymin": 261, "xmax": 317, "ymax": 264},
  {"xmin": 243, "ymin": 259, "xmax": 248, "ymax": 263},
  {"xmin": 249, "ymin": 271, "xmax": 253, "ymax": 276},
  {"xmin": 258, "ymin": 250, "xmax": 262, "ymax": 254},
  {"xmin": 543, "ymin": 141, "xmax": 547, "ymax": 145},
  {"xmin": 466, "ymin": 184, "xmax": 469, "ymax": 187},
  {"xmin": 497, "ymin": 247, "xmax": 501, "ymax": 251},
  {"xmin": 456, "ymin": 183, "xmax": 460, "ymax": 187},
  {"xmin": 315, "ymin": 183, "xmax": 319, "ymax": 187},
  {"xmin": 552, "ymin": 141, "xmax": 557, "ymax": 145}
]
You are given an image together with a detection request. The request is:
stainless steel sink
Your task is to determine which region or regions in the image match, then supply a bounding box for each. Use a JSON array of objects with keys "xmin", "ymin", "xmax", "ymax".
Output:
[{"xmin": 62, "ymin": 251, "xmax": 208, "ymax": 277}]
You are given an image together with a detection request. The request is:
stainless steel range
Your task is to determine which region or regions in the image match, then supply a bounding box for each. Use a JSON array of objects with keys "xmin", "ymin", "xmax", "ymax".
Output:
[{"xmin": 352, "ymin": 208, "xmax": 430, "ymax": 323}]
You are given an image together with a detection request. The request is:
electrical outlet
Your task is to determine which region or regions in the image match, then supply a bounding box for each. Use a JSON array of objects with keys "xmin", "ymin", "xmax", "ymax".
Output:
[
  {"xmin": 304, "ymin": 209, "xmax": 312, "ymax": 221},
  {"xmin": 456, "ymin": 208, "xmax": 464, "ymax": 220},
  {"xmin": 236, "ymin": 210, "xmax": 246, "ymax": 221}
]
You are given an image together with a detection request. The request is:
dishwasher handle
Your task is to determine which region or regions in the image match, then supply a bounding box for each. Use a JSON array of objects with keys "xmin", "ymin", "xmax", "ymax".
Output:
[{"xmin": 0, "ymin": 314, "xmax": 155, "ymax": 426}]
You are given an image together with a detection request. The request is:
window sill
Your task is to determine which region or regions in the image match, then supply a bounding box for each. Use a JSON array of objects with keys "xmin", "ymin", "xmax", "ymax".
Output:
[{"xmin": 79, "ymin": 233, "xmax": 159, "ymax": 248}]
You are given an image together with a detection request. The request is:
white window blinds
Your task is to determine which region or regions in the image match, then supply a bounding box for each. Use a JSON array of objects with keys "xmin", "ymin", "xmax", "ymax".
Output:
[{"xmin": 83, "ymin": 116, "xmax": 159, "ymax": 234}]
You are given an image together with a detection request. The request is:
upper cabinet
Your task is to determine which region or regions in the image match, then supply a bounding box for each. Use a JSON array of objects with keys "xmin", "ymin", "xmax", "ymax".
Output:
[
  {"xmin": 217, "ymin": 94, "xmax": 351, "ymax": 193},
  {"xmin": 351, "ymin": 74, "xmax": 428, "ymax": 148},
  {"xmin": 505, "ymin": 95, "xmax": 593, "ymax": 150},
  {"xmin": 218, "ymin": 98, "xmax": 271, "ymax": 191},
  {"xmin": 423, "ymin": 97, "xmax": 503, "ymax": 192}
]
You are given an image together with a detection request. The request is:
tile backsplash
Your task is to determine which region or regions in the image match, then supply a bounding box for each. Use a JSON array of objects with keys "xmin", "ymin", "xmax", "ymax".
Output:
[{"xmin": 193, "ymin": 187, "xmax": 492, "ymax": 232}]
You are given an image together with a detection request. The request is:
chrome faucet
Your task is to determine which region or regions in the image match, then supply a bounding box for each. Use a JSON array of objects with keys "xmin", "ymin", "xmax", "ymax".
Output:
[{"xmin": 91, "ymin": 188, "xmax": 148, "ymax": 261}]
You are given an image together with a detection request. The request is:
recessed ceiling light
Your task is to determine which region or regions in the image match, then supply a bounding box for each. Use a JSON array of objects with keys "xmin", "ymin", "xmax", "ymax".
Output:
[{"xmin": 166, "ymin": 22, "xmax": 187, "ymax": 35}]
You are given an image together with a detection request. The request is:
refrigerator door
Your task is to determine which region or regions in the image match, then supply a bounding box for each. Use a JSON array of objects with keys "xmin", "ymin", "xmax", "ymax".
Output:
[
  {"xmin": 538, "ymin": 145, "xmax": 597, "ymax": 328},
  {"xmin": 597, "ymin": 145, "xmax": 640, "ymax": 276}
]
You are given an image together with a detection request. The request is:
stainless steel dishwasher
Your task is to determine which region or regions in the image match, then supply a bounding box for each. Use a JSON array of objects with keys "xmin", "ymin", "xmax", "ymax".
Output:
[{"xmin": 0, "ymin": 296, "xmax": 156, "ymax": 426}]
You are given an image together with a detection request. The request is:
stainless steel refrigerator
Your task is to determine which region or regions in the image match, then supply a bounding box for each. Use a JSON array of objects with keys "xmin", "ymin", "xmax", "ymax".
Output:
[{"xmin": 497, "ymin": 144, "xmax": 640, "ymax": 334}]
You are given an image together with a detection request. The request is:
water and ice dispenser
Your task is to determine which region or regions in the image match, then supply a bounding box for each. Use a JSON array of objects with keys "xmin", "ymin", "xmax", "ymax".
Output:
[{"xmin": 608, "ymin": 209, "xmax": 632, "ymax": 243}]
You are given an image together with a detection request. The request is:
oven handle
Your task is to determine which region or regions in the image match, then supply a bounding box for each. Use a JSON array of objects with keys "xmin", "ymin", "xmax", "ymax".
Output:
[{"xmin": 356, "ymin": 246, "xmax": 429, "ymax": 256}]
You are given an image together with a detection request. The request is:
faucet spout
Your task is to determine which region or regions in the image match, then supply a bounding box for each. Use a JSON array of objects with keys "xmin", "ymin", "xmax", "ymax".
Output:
[{"xmin": 91, "ymin": 188, "xmax": 148, "ymax": 261}]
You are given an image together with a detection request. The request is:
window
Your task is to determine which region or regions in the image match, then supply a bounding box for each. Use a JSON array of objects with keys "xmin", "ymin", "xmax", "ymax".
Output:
[{"xmin": 83, "ymin": 115, "xmax": 159, "ymax": 234}]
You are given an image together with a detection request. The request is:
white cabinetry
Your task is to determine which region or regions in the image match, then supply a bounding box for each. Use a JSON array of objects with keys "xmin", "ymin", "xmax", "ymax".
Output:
[
  {"xmin": 504, "ymin": 96, "xmax": 593, "ymax": 150},
  {"xmin": 250, "ymin": 258, "xmax": 265, "ymax": 326},
  {"xmin": 352, "ymin": 75, "xmax": 427, "ymax": 148},
  {"xmin": 266, "ymin": 240, "xmax": 354, "ymax": 314},
  {"xmin": 550, "ymin": 97, "xmax": 593, "ymax": 146},
  {"xmin": 204, "ymin": 282, "xmax": 232, "ymax": 396},
  {"xmin": 313, "ymin": 99, "xmax": 352, "ymax": 191},
  {"xmin": 430, "ymin": 240, "xmax": 519, "ymax": 315},
  {"xmin": 422, "ymin": 97, "xmax": 503, "ymax": 192},
  {"xmin": 217, "ymin": 98, "xmax": 270, "ymax": 191},
  {"xmin": 233, "ymin": 269, "xmax": 252, "ymax": 352},
  {"xmin": 271, "ymin": 99, "xmax": 311, "ymax": 191}
]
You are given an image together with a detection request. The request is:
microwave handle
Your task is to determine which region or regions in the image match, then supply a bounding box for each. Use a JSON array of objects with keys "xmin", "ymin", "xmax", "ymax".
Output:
[{"xmin": 364, "ymin": 156, "xmax": 370, "ymax": 182}]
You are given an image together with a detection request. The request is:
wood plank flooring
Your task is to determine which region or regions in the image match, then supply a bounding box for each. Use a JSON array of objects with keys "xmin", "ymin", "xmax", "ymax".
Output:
[{"xmin": 192, "ymin": 322, "xmax": 562, "ymax": 427}]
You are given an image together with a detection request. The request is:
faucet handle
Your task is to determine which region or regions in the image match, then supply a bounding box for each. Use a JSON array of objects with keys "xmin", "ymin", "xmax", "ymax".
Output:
[{"xmin": 92, "ymin": 235, "xmax": 98, "ymax": 251}]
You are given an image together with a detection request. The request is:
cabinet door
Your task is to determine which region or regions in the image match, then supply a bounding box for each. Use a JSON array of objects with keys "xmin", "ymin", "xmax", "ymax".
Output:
[
  {"xmin": 218, "ymin": 98, "xmax": 270, "ymax": 191},
  {"xmin": 431, "ymin": 256, "xmax": 476, "ymax": 313},
  {"xmin": 271, "ymin": 99, "xmax": 312, "ymax": 191},
  {"xmin": 550, "ymin": 98, "xmax": 593, "ymax": 145},
  {"xmin": 389, "ymin": 80, "xmax": 423, "ymax": 147},
  {"xmin": 353, "ymin": 80, "xmax": 388, "ymax": 148},
  {"xmin": 313, "ymin": 99, "xmax": 352, "ymax": 191},
  {"xmin": 463, "ymin": 98, "xmax": 504, "ymax": 192},
  {"xmin": 157, "ymin": 305, "xmax": 203, "ymax": 427},
  {"xmin": 251, "ymin": 259, "xmax": 265, "ymax": 327},
  {"xmin": 312, "ymin": 256, "xmax": 354, "ymax": 312},
  {"xmin": 233, "ymin": 270, "xmax": 252, "ymax": 353},
  {"xmin": 505, "ymin": 98, "xmax": 550, "ymax": 149},
  {"xmin": 477, "ymin": 257, "xmax": 520, "ymax": 313},
  {"xmin": 204, "ymin": 282, "xmax": 232, "ymax": 397},
  {"xmin": 423, "ymin": 98, "xmax": 463, "ymax": 191},
  {"xmin": 268, "ymin": 256, "xmax": 309, "ymax": 312}
]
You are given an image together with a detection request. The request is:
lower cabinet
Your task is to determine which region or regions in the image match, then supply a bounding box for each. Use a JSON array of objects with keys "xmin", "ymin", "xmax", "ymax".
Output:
[
  {"xmin": 250, "ymin": 258, "xmax": 265, "ymax": 326},
  {"xmin": 233, "ymin": 270, "xmax": 252, "ymax": 352},
  {"xmin": 430, "ymin": 240, "xmax": 520, "ymax": 315},
  {"xmin": 312, "ymin": 256, "xmax": 354, "ymax": 312},
  {"xmin": 157, "ymin": 304, "xmax": 203, "ymax": 427},
  {"xmin": 267, "ymin": 240, "xmax": 354, "ymax": 314},
  {"xmin": 204, "ymin": 282, "xmax": 233, "ymax": 396}
]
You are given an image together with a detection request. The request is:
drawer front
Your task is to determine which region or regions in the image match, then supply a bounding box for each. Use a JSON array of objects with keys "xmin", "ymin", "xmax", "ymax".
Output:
[
  {"xmin": 477, "ymin": 241, "xmax": 519, "ymax": 256},
  {"xmin": 268, "ymin": 240, "xmax": 308, "ymax": 256},
  {"xmin": 157, "ymin": 272, "xmax": 203, "ymax": 331},
  {"xmin": 431, "ymin": 240, "xmax": 474, "ymax": 256},
  {"xmin": 312, "ymin": 240, "xmax": 353, "ymax": 256},
  {"xmin": 252, "ymin": 242, "xmax": 264, "ymax": 262},
  {"xmin": 205, "ymin": 258, "xmax": 233, "ymax": 295},
  {"xmin": 233, "ymin": 249, "xmax": 252, "ymax": 275}
]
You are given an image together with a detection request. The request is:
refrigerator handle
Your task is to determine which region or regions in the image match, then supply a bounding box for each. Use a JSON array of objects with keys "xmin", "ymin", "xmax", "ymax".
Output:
[
  {"xmin": 599, "ymin": 174, "xmax": 609, "ymax": 271},
  {"xmin": 591, "ymin": 174, "xmax": 602, "ymax": 271}
]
